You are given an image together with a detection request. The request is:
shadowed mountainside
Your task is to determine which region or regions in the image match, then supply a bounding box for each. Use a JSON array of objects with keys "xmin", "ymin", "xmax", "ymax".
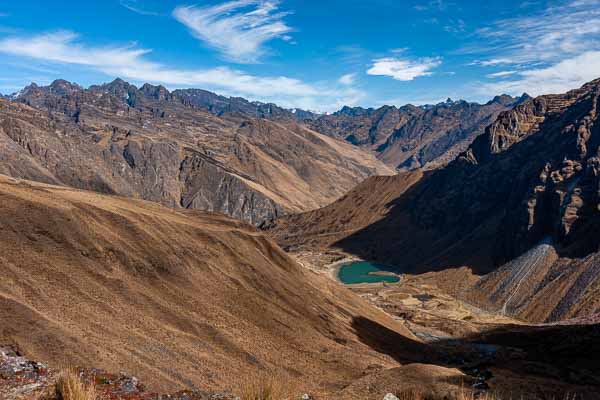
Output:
[
  {"xmin": 268, "ymin": 78, "xmax": 600, "ymax": 322},
  {"xmin": 0, "ymin": 79, "xmax": 392, "ymax": 225}
]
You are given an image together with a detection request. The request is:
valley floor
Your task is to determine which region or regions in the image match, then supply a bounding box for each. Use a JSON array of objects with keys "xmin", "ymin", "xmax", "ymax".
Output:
[
  {"xmin": 285, "ymin": 251, "xmax": 600, "ymax": 399},
  {"xmin": 2, "ymin": 252, "xmax": 600, "ymax": 400}
]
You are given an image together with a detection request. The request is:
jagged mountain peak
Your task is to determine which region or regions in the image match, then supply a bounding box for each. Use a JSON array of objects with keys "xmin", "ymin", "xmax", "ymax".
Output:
[
  {"xmin": 140, "ymin": 83, "xmax": 171, "ymax": 100},
  {"xmin": 466, "ymin": 78, "xmax": 600, "ymax": 165},
  {"xmin": 311, "ymin": 94, "xmax": 521, "ymax": 170},
  {"xmin": 89, "ymin": 78, "xmax": 138, "ymax": 96},
  {"xmin": 48, "ymin": 79, "xmax": 83, "ymax": 94}
]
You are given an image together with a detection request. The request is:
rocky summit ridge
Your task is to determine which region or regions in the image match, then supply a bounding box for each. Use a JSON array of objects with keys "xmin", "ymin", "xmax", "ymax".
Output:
[{"xmin": 307, "ymin": 94, "xmax": 530, "ymax": 170}]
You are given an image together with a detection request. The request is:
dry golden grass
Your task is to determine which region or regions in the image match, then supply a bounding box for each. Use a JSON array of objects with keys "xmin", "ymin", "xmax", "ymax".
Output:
[
  {"xmin": 392, "ymin": 389, "xmax": 578, "ymax": 400},
  {"xmin": 392, "ymin": 389, "xmax": 495, "ymax": 400},
  {"xmin": 48, "ymin": 369, "xmax": 96, "ymax": 400},
  {"xmin": 238, "ymin": 373, "xmax": 297, "ymax": 400}
]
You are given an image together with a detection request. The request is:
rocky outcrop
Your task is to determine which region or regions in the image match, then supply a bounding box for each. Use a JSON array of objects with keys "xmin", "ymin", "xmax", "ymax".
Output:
[
  {"xmin": 0, "ymin": 347, "xmax": 238, "ymax": 400},
  {"xmin": 179, "ymin": 150, "xmax": 283, "ymax": 223}
]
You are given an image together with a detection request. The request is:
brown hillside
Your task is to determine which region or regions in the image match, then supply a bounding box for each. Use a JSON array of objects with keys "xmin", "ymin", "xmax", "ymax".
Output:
[
  {"xmin": 266, "ymin": 170, "xmax": 423, "ymax": 252},
  {"xmin": 0, "ymin": 174, "xmax": 416, "ymax": 394}
]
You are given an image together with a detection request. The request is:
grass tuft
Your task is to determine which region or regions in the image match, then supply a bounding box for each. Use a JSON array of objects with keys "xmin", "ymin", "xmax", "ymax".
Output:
[
  {"xmin": 50, "ymin": 369, "xmax": 96, "ymax": 400},
  {"xmin": 238, "ymin": 374, "xmax": 295, "ymax": 400}
]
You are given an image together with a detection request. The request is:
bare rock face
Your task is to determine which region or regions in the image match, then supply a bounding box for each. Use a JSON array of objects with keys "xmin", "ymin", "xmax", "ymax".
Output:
[
  {"xmin": 0, "ymin": 79, "xmax": 392, "ymax": 224},
  {"xmin": 179, "ymin": 150, "xmax": 283, "ymax": 223},
  {"xmin": 308, "ymin": 105, "xmax": 420, "ymax": 148},
  {"xmin": 459, "ymin": 79, "xmax": 600, "ymax": 261}
]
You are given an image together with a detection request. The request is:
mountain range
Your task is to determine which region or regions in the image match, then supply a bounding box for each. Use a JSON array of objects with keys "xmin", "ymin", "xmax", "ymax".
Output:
[
  {"xmin": 1, "ymin": 77, "xmax": 600, "ymax": 399},
  {"xmin": 0, "ymin": 79, "xmax": 392, "ymax": 224},
  {"xmin": 308, "ymin": 94, "xmax": 530, "ymax": 170}
]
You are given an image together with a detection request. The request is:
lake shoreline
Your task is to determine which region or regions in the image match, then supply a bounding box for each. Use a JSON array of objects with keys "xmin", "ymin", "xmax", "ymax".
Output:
[
  {"xmin": 326, "ymin": 256, "xmax": 361, "ymax": 283},
  {"xmin": 326, "ymin": 258, "xmax": 401, "ymax": 285}
]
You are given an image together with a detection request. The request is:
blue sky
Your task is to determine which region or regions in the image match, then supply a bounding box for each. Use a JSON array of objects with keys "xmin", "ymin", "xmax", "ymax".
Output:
[{"xmin": 0, "ymin": 0, "xmax": 599, "ymax": 111}]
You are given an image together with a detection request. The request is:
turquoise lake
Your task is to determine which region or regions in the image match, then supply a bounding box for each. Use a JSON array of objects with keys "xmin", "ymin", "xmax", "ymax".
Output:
[{"xmin": 338, "ymin": 261, "xmax": 400, "ymax": 284}]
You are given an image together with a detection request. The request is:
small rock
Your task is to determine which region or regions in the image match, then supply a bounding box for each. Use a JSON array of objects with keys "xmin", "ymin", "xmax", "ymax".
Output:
[{"xmin": 383, "ymin": 393, "xmax": 399, "ymax": 400}]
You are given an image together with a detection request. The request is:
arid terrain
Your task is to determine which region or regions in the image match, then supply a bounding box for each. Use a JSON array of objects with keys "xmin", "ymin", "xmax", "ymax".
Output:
[
  {"xmin": 1, "ymin": 76, "xmax": 600, "ymax": 400},
  {"xmin": 0, "ymin": 175, "xmax": 413, "ymax": 395},
  {"xmin": 2, "ymin": 0, "xmax": 600, "ymax": 398}
]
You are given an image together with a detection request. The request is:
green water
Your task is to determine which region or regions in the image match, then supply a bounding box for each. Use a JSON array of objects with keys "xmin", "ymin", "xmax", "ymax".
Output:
[{"xmin": 338, "ymin": 261, "xmax": 400, "ymax": 284}]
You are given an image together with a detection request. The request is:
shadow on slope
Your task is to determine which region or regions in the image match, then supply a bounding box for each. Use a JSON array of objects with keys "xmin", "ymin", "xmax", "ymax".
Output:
[
  {"xmin": 334, "ymin": 89, "xmax": 600, "ymax": 275},
  {"xmin": 351, "ymin": 315, "xmax": 600, "ymax": 398}
]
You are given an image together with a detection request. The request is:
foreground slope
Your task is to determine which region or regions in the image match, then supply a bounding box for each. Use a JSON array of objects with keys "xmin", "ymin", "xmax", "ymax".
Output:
[
  {"xmin": 2, "ymin": 176, "xmax": 599, "ymax": 399},
  {"xmin": 0, "ymin": 175, "xmax": 415, "ymax": 393},
  {"xmin": 268, "ymin": 79, "xmax": 600, "ymax": 322},
  {"xmin": 0, "ymin": 79, "xmax": 392, "ymax": 225}
]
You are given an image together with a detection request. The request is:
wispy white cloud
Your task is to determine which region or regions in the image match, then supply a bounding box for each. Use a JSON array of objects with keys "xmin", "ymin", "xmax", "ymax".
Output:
[
  {"xmin": 474, "ymin": 0, "xmax": 600, "ymax": 66},
  {"xmin": 486, "ymin": 70, "xmax": 517, "ymax": 78},
  {"xmin": 469, "ymin": 58, "xmax": 514, "ymax": 67},
  {"xmin": 480, "ymin": 51, "xmax": 600, "ymax": 96},
  {"xmin": 0, "ymin": 31, "xmax": 362, "ymax": 111},
  {"xmin": 173, "ymin": 0, "xmax": 292, "ymax": 64},
  {"xmin": 367, "ymin": 57, "xmax": 441, "ymax": 81},
  {"xmin": 470, "ymin": 1, "xmax": 600, "ymax": 96},
  {"xmin": 413, "ymin": 0, "xmax": 453, "ymax": 12},
  {"xmin": 338, "ymin": 73, "xmax": 356, "ymax": 85},
  {"xmin": 444, "ymin": 18, "xmax": 465, "ymax": 34},
  {"xmin": 120, "ymin": 0, "xmax": 160, "ymax": 16}
]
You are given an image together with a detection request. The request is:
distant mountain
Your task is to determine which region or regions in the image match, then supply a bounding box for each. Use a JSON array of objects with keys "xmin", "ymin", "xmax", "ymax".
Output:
[
  {"xmin": 14, "ymin": 78, "xmax": 321, "ymax": 121},
  {"xmin": 0, "ymin": 79, "xmax": 392, "ymax": 224},
  {"xmin": 308, "ymin": 94, "xmax": 530, "ymax": 170},
  {"xmin": 171, "ymin": 87, "xmax": 321, "ymax": 120},
  {"xmin": 267, "ymin": 79, "xmax": 600, "ymax": 323}
]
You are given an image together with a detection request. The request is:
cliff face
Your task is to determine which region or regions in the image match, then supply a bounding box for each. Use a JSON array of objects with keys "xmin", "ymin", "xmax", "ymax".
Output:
[
  {"xmin": 0, "ymin": 79, "xmax": 392, "ymax": 224},
  {"xmin": 449, "ymin": 79, "xmax": 600, "ymax": 262}
]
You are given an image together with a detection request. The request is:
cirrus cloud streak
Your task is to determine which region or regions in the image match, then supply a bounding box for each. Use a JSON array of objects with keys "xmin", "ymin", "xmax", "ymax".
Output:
[{"xmin": 173, "ymin": 1, "xmax": 292, "ymax": 64}]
